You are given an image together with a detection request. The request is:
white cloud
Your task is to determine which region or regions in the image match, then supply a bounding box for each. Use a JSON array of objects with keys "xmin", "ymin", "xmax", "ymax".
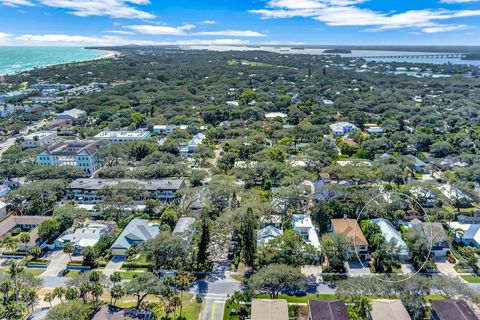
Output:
[
  {"xmin": 193, "ymin": 30, "xmax": 267, "ymax": 37},
  {"xmin": 125, "ymin": 24, "xmax": 195, "ymax": 35},
  {"xmin": 250, "ymin": 0, "xmax": 480, "ymax": 33},
  {"xmin": 1, "ymin": 0, "xmax": 34, "ymax": 6},
  {"xmin": 202, "ymin": 20, "xmax": 216, "ymax": 24},
  {"xmin": 26, "ymin": 0, "xmax": 155, "ymax": 19},
  {"xmin": 8, "ymin": 33, "xmax": 249, "ymax": 46},
  {"xmin": 105, "ymin": 30, "xmax": 135, "ymax": 35}
]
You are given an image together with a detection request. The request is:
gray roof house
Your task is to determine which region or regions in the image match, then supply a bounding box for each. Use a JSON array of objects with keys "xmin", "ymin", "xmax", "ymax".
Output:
[
  {"xmin": 405, "ymin": 155, "xmax": 429, "ymax": 174},
  {"xmin": 173, "ymin": 217, "xmax": 196, "ymax": 234},
  {"xmin": 110, "ymin": 219, "xmax": 159, "ymax": 256},
  {"xmin": 411, "ymin": 219, "xmax": 450, "ymax": 256},
  {"xmin": 257, "ymin": 225, "xmax": 283, "ymax": 247}
]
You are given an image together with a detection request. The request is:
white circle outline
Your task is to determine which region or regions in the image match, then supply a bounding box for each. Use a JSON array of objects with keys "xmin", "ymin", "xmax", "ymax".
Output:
[{"xmin": 353, "ymin": 191, "xmax": 433, "ymax": 283}]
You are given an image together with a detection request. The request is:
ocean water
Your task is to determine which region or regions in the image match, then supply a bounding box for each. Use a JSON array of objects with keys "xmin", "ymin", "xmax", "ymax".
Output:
[{"xmin": 0, "ymin": 46, "xmax": 107, "ymax": 76}]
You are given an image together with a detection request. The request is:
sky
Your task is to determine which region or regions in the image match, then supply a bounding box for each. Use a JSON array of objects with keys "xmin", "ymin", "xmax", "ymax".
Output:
[{"xmin": 0, "ymin": 0, "xmax": 480, "ymax": 46}]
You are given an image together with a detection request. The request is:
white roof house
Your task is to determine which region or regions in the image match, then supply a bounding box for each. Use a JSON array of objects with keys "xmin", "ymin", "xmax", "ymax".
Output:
[
  {"xmin": 292, "ymin": 214, "xmax": 320, "ymax": 248},
  {"xmin": 329, "ymin": 122, "xmax": 358, "ymax": 137},
  {"xmin": 55, "ymin": 223, "xmax": 108, "ymax": 252},
  {"xmin": 94, "ymin": 131, "xmax": 151, "ymax": 143},
  {"xmin": 21, "ymin": 131, "xmax": 58, "ymax": 149},
  {"xmin": 448, "ymin": 221, "xmax": 480, "ymax": 248},
  {"xmin": 370, "ymin": 218, "xmax": 409, "ymax": 258},
  {"xmin": 257, "ymin": 226, "xmax": 283, "ymax": 247},
  {"xmin": 265, "ymin": 112, "xmax": 288, "ymax": 120},
  {"xmin": 438, "ymin": 184, "xmax": 473, "ymax": 202},
  {"xmin": 56, "ymin": 108, "xmax": 86, "ymax": 120}
]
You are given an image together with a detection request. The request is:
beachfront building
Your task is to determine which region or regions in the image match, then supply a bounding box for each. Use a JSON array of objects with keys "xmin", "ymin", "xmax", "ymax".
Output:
[
  {"xmin": 292, "ymin": 214, "xmax": 321, "ymax": 248},
  {"xmin": 329, "ymin": 122, "xmax": 358, "ymax": 137},
  {"xmin": 21, "ymin": 131, "xmax": 58, "ymax": 149},
  {"xmin": 331, "ymin": 218, "xmax": 369, "ymax": 260},
  {"xmin": 36, "ymin": 140, "xmax": 110, "ymax": 174},
  {"xmin": 67, "ymin": 178, "xmax": 185, "ymax": 204},
  {"xmin": 94, "ymin": 131, "xmax": 151, "ymax": 144}
]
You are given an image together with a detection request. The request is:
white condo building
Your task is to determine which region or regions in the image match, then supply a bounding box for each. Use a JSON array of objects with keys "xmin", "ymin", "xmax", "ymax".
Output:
[
  {"xmin": 21, "ymin": 131, "xmax": 58, "ymax": 149},
  {"xmin": 94, "ymin": 131, "xmax": 151, "ymax": 144}
]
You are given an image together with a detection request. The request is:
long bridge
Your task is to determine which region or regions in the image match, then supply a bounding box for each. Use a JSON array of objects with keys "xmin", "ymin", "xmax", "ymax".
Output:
[{"xmin": 362, "ymin": 53, "xmax": 466, "ymax": 59}]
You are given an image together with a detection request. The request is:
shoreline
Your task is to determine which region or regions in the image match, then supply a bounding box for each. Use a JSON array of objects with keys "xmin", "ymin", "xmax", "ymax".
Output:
[{"xmin": 0, "ymin": 47, "xmax": 119, "ymax": 77}]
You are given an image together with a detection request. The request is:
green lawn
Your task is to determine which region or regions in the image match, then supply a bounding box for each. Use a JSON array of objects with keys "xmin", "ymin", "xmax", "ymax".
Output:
[
  {"xmin": 25, "ymin": 268, "xmax": 45, "ymax": 276},
  {"xmin": 460, "ymin": 275, "xmax": 480, "ymax": 283},
  {"xmin": 63, "ymin": 269, "xmax": 82, "ymax": 278}
]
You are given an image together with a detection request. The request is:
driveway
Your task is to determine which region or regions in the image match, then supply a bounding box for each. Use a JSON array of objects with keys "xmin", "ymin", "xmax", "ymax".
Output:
[
  {"xmin": 401, "ymin": 263, "xmax": 416, "ymax": 275},
  {"xmin": 345, "ymin": 261, "xmax": 371, "ymax": 277},
  {"xmin": 103, "ymin": 256, "xmax": 125, "ymax": 278},
  {"xmin": 41, "ymin": 251, "xmax": 70, "ymax": 277},
  {"xmin": 435, "ymin": 257, "xmax": 466, "ymax": 283}
]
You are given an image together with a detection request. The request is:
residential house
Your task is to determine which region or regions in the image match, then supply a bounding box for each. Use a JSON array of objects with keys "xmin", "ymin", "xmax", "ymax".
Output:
[
  {"xmin": 331, "ymin": 218, "xmax": 369, "ymax": 260},
  {"xmin": 329, "ymin": 122, "xmax": 358, "ymax": 137},
  {"xmin": 41, "ymin": 119, "xmax": 74, "ymax": 135},
  {"xmin": 292, "ymin": 214, "xmax": 321, "ymax": 248},
  {"xmin": 257, "ymin": 225, "xmax": 283, "ymax": 247},
  {"xmin": 110, "ymin": 219, "xmax": 159, "ymax": 256},
  {"xmin": 370, "ymin": 299, "xmax": 411, "ymax": 320},
  {"xmin": 0, "ymin": 104, "xmax": 14, "ymax": 117},
  {"xmin": 226, "ymin": 101, "xmax": 239, "ymax": 107},
  {"xmin": 430, "ymin": 300, "xmax": 479, "ymax": 320},
  {"xmin": 405, "ymin": 155, "xmax": 429, "ymax": 174},
  {"xmin": 55, "ymin": 223, "xmax": 109, "ymax": 254},
  {"xmin": 67, "ymin": 178, "xmax": 185, "ymax": 204},
  {"xmin": 21, "ymin": 131, "xmax": 58, "ymax": 149},
  {"xmin": 251, "ymin": 299, "xmax": 288, "ymax": 320},
  {"xmin": 56, "ymin": 108, "xmax": 86, "ymax": 122},
  {"xmin": 172, "ymin": 217, "xmax": 196, "ymax": 234},
  {"xmin": 36, "ymin": 140, "xmax": 110, "ymax": 174},
  {"xmin": 447, "ymin": 221, "xmax": 480, "ymax": 248},
  {"xmin": 0, "ymin": 215, "xmax": 50, "ymax": 251},
  {"xmin": 370, "ymin": 218, "xmax": 409, "ymax": 259},
  {"xmin": 411, "ymin": 219, "xmax": 450, "ymax": 256},
  {"xmin": 438, "ymin": 184, "xmax": 473, "ymax": 208},
  {"xmin": 94, "ymin": 131, "xmax": 152, "ymax": 144},
  {"xmin": 410, "ymin": 186, "xmax": 436, "ymax": 207},
  {"xmin": 180, "ymin": 133, "xmax": 205, "ymax": 153},
  {"xmin": 308, "ymin": 300, "xmax": 349, "ymax": 320},
  {"xmin": 153, "ymin": 124, "xmax": 206, "ymax": 135},
  {"xmin": 365, "ymin": 126, "xmax": 385, "ymax": 135},
  {"xmin": 265, "ymin": 112, "xmax": 288, "ymax": 121},
  {"xmin": 91, "ymin": 305, "xmax": 152, "ymax": 320}
]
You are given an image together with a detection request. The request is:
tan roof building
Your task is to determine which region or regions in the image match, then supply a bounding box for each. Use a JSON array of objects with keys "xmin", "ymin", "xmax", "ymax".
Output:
[
  {"xmin": 370, "ymin": 299, "xmax": 411, "ymax": 320},
  {"xmin": 331, "ymin": 218, "xmax": 368, "ymax": 246},
  {"xmin": 251, "ymin": 299, "xmax": 288, "ymax": 320}
]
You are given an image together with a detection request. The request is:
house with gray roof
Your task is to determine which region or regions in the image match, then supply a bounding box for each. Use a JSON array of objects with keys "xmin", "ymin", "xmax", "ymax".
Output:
[
  {"xmin": 370, "ymin": 218, "xmax": 409, "ymax": 259},
  {"xmin": 110, "ymin": 219, "xmax": 159, "ymax": 256},
  {"xmin": 329, "ymin": 122, "xmax": 358, "ymax": 137},
  {"xmin": 411, "ymin": 219, "xmax": 450, "ymax": 256},
  {"xmin": 172, "ymin": 217, "xmax": 196, "ymax": 234},
  {"xmin": 257, "ymin": 225, "xmax": 283, "ymax": 247},
  {"xmin": 405, "ymin": 155, "xmax": 429, "ymax": 174}
]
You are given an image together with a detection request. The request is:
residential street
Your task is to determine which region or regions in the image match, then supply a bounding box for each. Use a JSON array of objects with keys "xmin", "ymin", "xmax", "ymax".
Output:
[{"xmin": 0, "ymin": 119, "xmax": 48, "ymax": 160}]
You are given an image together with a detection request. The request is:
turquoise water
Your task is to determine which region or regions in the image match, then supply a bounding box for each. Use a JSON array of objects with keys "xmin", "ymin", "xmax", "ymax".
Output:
[{"xmin": 0, "ymin": 46, "xmax": 106, "ymax": 76}]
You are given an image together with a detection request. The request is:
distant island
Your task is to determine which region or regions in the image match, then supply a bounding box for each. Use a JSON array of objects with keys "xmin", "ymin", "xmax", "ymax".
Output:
[{"xmin": 322, "ymin": 49, "xmax": 352, "ymax": 54}]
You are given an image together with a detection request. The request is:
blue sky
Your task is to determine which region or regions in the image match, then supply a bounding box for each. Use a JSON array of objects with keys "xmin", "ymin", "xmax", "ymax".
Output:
[{"xmin": 0, "ymin": 0, "xmax": 480, "ymax": 46}]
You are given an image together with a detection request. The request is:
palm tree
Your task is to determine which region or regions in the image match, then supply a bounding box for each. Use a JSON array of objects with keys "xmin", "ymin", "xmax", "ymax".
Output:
[
  {"xmin": 63, "ymin": 242, "xmax": 75, "ymax": 261},
  {"xmin": 0, "ymin": 280, "xmax": 12, "ymax": 302},
  {"xmin": 110, "ymin": 284, "xmax": 125, "ymax": 306},
  {"xmin": 175, "ymin": 272, "xmax": 195, "ymax": 317},
  {"xmin": 170, "ymin": 294, "xmax": 182, "ymax": 320},
  {"xmin": 447, "ymin": 227, "xmax": 464, "ymax": 243},
  {"xmin": 52, "ymin": 287, "xmax": 65, "ymax": 303},
  {"xmin": 19, "ymin": 233, "xmax": 30, "ymax": 250},
  {"xmin": 44, "ymin": 292, "xmax": 53, "ymax": 307},
  {"xmin": 3, "ymin": 237, "xmax": 19, "ymax": 253},
  {"xmin": 28, "ymin": 245, "xmax": 42, "ymax": 260},
  {"xmin": 110, "ymin": 272, "xmax": 122, "ymax": 285},
  {"xmin": 7, "ymin": 262, "xmax": 24, "ymax": 301},
  {"xmin": 21, "ymin": 287, "xmax": 38, "ymax": 313}
]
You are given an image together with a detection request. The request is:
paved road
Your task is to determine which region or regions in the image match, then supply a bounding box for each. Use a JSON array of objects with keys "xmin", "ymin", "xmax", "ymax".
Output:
[
  {"xmin": 201, "ymin": 295, "xmax": 228, "ymax": 320},
  {"xmin": 0, "ymin": 119, "xmax": 48, "ymax": 159}
]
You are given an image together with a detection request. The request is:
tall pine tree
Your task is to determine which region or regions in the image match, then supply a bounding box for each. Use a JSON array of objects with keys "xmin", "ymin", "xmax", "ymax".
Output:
[
  {"xmin": 241, "ymin": 208, "xmax": 257, "ymax": 268},
  {"xmin": 197, "ymin": 215, "xmax": 210, "ymax": 270}
]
